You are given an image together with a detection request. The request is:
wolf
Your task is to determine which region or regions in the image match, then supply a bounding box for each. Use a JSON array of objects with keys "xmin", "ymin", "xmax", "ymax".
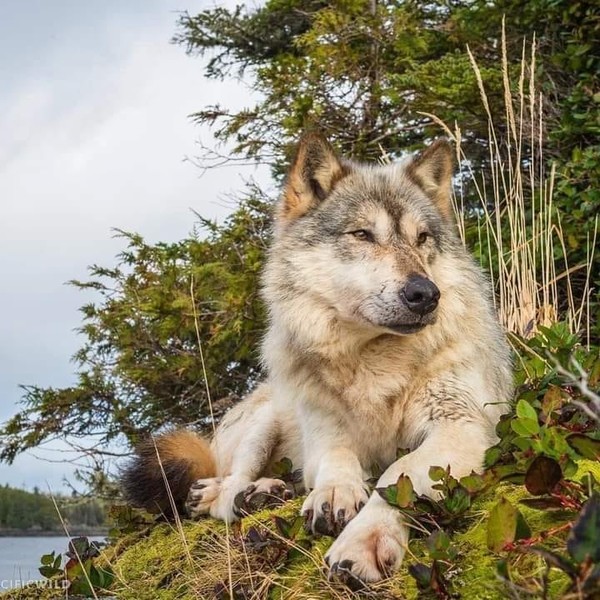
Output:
[{"xmin": 122, "ymin": 133, "xmax": 513, "ymax": 586}]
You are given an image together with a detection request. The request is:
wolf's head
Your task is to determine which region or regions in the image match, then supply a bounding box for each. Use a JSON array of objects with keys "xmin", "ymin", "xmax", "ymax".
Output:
[{"xmin": 265, "ymin": 133, "xmax": 459, "ymax": 337}]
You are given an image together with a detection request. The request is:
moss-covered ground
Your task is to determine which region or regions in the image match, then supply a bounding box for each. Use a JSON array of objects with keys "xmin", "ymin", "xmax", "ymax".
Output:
[{"xmin": 3, "ymin": 459, "xmax": 599, "ymax": 600}]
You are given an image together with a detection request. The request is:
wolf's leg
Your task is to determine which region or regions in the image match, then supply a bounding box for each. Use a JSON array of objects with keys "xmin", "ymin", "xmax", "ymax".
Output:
[
  {"xmin": 325, "ymin": 420, "xmax": 491, "ymax": 585},
  {"xmin": 186, "ymin": 388, "xmax": 291, "ymax": 522},
  {"xmin": 300, "ymin": 409, "xmax": 370, "ymax": 536}
]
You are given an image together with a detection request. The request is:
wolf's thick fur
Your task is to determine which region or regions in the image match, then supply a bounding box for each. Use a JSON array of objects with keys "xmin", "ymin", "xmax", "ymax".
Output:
[{"xmin": 123, "ymin": 134, "xmax": 512, "ymax": 584}]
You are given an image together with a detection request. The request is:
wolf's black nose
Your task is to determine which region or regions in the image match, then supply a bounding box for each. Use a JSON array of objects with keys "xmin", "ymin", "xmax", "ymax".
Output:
[{"xmin": 401, "ymin": 275, "xmax": 440, "ymax": 315}]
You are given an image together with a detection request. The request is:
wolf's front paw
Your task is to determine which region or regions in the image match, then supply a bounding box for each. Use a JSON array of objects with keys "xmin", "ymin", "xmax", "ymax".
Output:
[
  {"xmin": 186, "ymin": 475, "xmax": 246, "ymax": 522},
  {"xmin": 233, "ymin": 477, "xmax": 294, "ymax": 516},
  {"xmin": 325, "ymin": 501, "xmax": 407, "ymax": 585},
  {"xmin": 185, "ymin": 477, "xmax": 223, "ymax": 519},
  {"xmin": 186, "ymin": 476, "xmax": 294, "ymax": 523},
  {"xmin": 301, "ymin": 482, "xmax": 369, "ymax": 536}
]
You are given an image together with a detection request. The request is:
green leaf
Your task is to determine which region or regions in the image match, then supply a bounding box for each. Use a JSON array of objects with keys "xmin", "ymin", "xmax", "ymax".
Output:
[
  {"xmin": 39, "ymin": 566, "xmax": 62, "ymax": 579},
  {"xmin": 274, "ymin": 515, "xmax": 303, "ymax": 540},
  {"xmin": 496, "ymin": 559, "xmax": 511, "ymax": 581},
  {"xmin": 274, "ymin": 516, "xmax": 292, "ymax": 538},
  {"xmin": 567, "ymin": 434, "xmax": 600, "ymax": 460},
  {"xmin": 377, "ymin": 475, "xmax": 415, "ymax": 508},
  {"xmin": 428, "ymin": 466, "xmax": 446, "ymax": 482},
  {"xmin": 271, "ymin": 457, "xmax": 293, "ymax": 477},
  {"xmin": 394, "ymin": 475, "xmax": 415, "ymax": 508},
  {"xmin": 376, "ymin": 485, "xmax": 398, "ymax": 507},
  {"xmin": 485, "ymin": 464, "xmax": 523, "ymax": 484},
  {"xmin": 408, "ymin": 563, "xmax": 432, "ymax": 590},
  {"xmin": 40, "ymin": 553, "xmax": 55, "ymax": 566},
  {"xmin": 444, "ymin": 486, "xmax": 472, "ymax": 514},
  {"xmin": 516, "ymin": 399, "xmax": 538, "ymax": 421},
  {"xmin": 487, "ymin": 497, "xmax": 529, "ymax": 552},
  {"xmin": 539, "ymin": 426, "xmax": 570, "ymax": 456},
  {"xmin": 287, "ymin": 516, "xmax": 304, "ymax": 539},
  {"xmin": 567, "ymin": 494, "xmax": 600, "ymax": 563},
  {"xmin": 459, "ymin": 472, "xmax": 486, "ymax": 494},
  {"xmin": 88, "ymin": 565, "xmax": 114, "ymax": 590},
  {"xmin": 484, "ymin": 446, "xmax": 502, "ymax": 468},
  {"xmin": 68, "ymin": 537, "xmax": 90, "ymax": 559},
  {"xmin": 426, "ymin": 530, "xmax": 456, "ymax": 560},
  {"xmin": 525, "ymin": 455, "xmax": 562, "ymax": 495},
  {"xmin": 515, "ymin": 510, "xmax": 532, "ymax": 541},
  {"xmin": 511, "ymin": 417, "xmax": 540, "ymax": 436},
  {"xmin": 512, "ymin": 436, "xmax": 534, "ymax": 451}
]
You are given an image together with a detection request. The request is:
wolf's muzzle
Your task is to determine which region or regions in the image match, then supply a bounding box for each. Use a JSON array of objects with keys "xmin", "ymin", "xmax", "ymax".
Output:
[{"xmin": 400, "ymin": 274, "xmax": 440, "ymax": 316}]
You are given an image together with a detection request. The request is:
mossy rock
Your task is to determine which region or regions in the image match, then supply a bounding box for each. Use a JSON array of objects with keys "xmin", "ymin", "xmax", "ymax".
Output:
[{"xmin": 4, "ymin": 460, "xmax": 598, "ymax": 599}]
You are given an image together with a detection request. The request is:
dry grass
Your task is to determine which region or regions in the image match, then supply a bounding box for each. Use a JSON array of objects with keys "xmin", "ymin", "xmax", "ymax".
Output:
[{"xmin": 424, "ymin": 20, "xmax": 597, "ymax": 346}]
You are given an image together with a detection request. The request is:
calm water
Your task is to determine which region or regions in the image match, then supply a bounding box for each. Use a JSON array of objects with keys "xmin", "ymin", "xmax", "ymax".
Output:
[{"xmin": 0, "ymin": 536, "xmax": 106, "ymax": 590}]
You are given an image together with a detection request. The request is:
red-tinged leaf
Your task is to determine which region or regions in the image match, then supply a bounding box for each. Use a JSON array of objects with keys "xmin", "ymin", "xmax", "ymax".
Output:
[
  {"xmin": 525, "ymin": 455, "xmax": 562, "ymax": 495},
  {"xmin": 541, "ymin": 385, "xmax": 565, "ymax": 420},
  {"xmin": 429, "ymin": 560, "xmax": 451, "ymax": 596},
  {"xmin": 519, "ymin": 497, "xmax": 565, "ymax": 510}
]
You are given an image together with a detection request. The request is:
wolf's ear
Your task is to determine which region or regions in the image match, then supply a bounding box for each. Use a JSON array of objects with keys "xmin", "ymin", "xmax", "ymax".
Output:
[
  {"xmin": 408, "ymin": 140, "xmax": 454, "ymax": 220},
  {"xmin": 280, "ymin": 133, "xmax": 347, "ymax": 222}
]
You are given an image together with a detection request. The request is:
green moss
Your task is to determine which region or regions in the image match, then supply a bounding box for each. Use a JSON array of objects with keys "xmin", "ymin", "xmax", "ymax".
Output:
[
  {"xmin": 4, "ymin": 464, "xmax": 598, "ymax": 600},
  {"xmin": 573, "ymin": 459, "xmax": 600, "ymax": 482}
]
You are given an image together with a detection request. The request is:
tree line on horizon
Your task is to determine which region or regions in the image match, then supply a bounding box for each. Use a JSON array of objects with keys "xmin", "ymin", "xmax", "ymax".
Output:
[{"xmin": 0, "ymin": 485, "xmax": 106, "ymax": 532}]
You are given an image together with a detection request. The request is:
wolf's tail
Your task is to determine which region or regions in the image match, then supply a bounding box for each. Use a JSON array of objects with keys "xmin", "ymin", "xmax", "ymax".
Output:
[{"xmin": 121, "ymin": 429, "xmax": 216, "ymax": 516}]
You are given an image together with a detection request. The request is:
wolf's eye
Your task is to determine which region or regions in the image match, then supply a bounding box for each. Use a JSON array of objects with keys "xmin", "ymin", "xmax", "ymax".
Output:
[
  {"xmin": 348, "ymin": 229, "xmax": 375, "ymax": 242},
  {"xmin": 417, "ymin": 231, "xmax": 430, "ymax": 245}
]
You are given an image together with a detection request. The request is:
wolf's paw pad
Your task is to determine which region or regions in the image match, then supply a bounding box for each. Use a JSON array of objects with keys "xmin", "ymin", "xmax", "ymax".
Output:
[
  {"xmin": 185, "ymin": 477, "xmax": 223, "ymax": 519},
  {"xmin": 233, "ymin": 477, "xmax": 293, "ymax": 516},
  {"xmin": 324, "ymin": 517, "xmax": 404, "ymax": 584},
  {"xmin": 301, "ymin": 482, "xmax": 369, "ymax": 536}
]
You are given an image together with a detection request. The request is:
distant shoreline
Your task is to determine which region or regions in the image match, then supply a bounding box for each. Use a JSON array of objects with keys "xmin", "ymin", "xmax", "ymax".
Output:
[{"xmin": 0, "ymin": 529, "xmax": 109, "ymax": 538}]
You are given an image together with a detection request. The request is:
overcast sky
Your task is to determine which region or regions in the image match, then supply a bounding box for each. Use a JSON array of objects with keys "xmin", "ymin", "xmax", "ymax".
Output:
[{"xmin": 0, "ymin": 0, "xmax": 267, "ymax": 493}]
